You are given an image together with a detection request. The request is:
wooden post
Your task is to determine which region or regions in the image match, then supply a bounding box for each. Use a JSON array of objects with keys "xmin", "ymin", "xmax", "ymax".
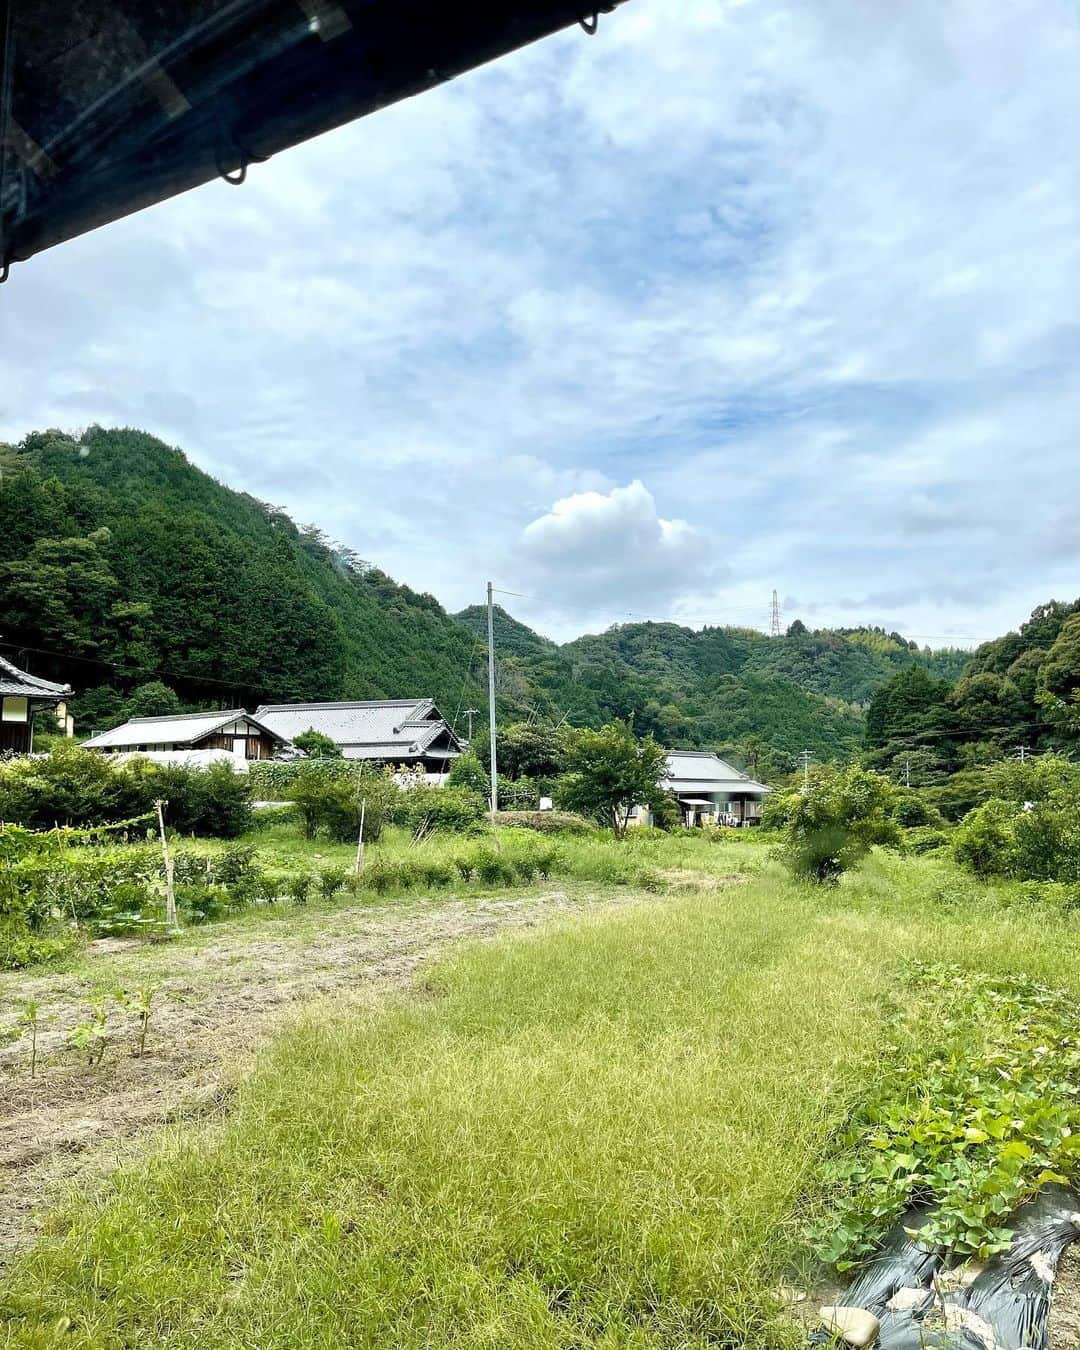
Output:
[
  {"xmin": 155, "ymin": 800, "xmax": 179, "ymax": 932},
  {"xmin": 353, "ymin": 798, "xmax": 367, "ymax": 876}
]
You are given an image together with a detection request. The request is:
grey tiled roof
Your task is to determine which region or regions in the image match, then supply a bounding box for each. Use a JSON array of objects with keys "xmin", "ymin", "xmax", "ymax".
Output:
[
  {"xmin": 254, "ymin": 699, "xmax": 462, "ymax": 759},
  {"xmin": 0, "ymin": 654, "xmax": 71, "ymax": 700},
  {"xmin": 661, "ymin": 750, "xmax": 771, "ymax": 795},
  {"xmin": 82, "ymin": 710, "xmax": 282, "ymax": 750}
]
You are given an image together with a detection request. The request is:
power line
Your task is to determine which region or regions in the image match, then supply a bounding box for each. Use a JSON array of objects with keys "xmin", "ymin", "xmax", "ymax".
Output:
[{"xmin": 770, "ymin": 590, "xmax": 781, "ymax": 638}]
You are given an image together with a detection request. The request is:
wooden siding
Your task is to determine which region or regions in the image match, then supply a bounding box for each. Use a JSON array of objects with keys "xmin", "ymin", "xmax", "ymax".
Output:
[
  {"xmin": 0, "ymin": 721, "xmax": 32, "ymax": 754},
  {"xmin": 197, "ymin": 732, "xmax": 276, "ymax": 760}
]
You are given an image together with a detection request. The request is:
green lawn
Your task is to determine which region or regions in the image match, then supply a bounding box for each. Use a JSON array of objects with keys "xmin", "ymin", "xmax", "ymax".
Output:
[{"xmin": 4, "ymin": 849, "xmax": 1080, "ymax": 1347}]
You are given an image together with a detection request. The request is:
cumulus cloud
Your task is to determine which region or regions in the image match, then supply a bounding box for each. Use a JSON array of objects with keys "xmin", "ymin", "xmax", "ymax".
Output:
[{"xmin": 518, "ymin": 481, "xmax": 714, "ymax": 620}]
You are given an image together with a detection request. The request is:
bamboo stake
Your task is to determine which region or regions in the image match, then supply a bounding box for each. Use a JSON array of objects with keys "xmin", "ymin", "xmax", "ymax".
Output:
[
  {"xmin": 155, "ymin": 800, "xmax": 179, "ymax": 932},
  {"xmin": 353, "ymin": 798, "xmax": 367, "ymax": 875}
]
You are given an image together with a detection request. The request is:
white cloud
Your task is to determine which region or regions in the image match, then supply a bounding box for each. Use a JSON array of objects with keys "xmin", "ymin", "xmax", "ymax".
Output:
[{"xmin": 517, "ymin": 481, "xmax": 711, "ymax": 622}]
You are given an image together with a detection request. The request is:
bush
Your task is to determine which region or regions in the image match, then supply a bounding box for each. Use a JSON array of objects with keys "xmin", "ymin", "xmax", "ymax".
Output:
[
  {"xmin": 394, "ymin": 785, "xmax": 487, "ymax": 837},
  {"xmin": 952, "ymin": 799, "xmax": 1019, "ymax": 878},
  {"xmin": 0, "ymin": 745, "xmax": 252, "ymax": 837},
  {"xmin": 0, "ymin": 924, "xmax": 74, "ymax": 971},
  {"xmin": 776, "ymin": 766, "xmax": 901, "ymax": 885},
  {"xmin": 905, "ymin": 826, "xmax": 951, "ymax": 855},
  {"xmin": 891, "ymin": 793, "xmax": 941, "ymax": 828},
  {"xmin": 0, "ymin": 744, "xmax": 139, "ymax": 828},
  {"xmin": 286, "ymin": 873, "xmax": 314, "ymax": 906},
  {"xmin": 175, "ymin": 883, "xmax": 233, "ymax": 924},
  {"xmin": 286, "ymin": 762, "xmax": 396, "ymax": 843},
  {"xmin": 446, "ymin": 754, "xmax": 489, "ymax": 797},
  {"xmin": 491, "ymin": 810, "xmax": 594, "ymax": 835},
  {"xmin": 249, "ymin": 758, "xmax": 367, "ymax": 800},
  {"xmin": 316, "ymin": 866, "xmax": 348, "ymax": 900}
]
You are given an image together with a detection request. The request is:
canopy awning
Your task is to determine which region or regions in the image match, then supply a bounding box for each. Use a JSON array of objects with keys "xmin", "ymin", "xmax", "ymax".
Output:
[{"xmin": 0, "ymin": 1, "xmax": 630, "ymax": 276}]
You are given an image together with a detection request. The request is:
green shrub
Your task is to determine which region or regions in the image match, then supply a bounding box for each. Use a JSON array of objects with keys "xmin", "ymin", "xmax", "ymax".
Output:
[
  {"xmin": 776, "ymin": 766, "xmax": 901, "ymax": 885},
  {"xmin": 952, "ymin": 799, "xmax": 1019, "ymax": 878},
  {"xmin": 905, "ymin": 826, "xmax": 950, "ymax": 855},
  {"xmin": 256, "ymin": 873, "xmax": 289, "ymax": 904},
  {"xmin": 213, "ymin": 843, "xmax": 260, "ymax": 885},
  {"xmin": 395, "ymin": 785, "xmax": 487, "ymax": 837},
  {"xmin": 891, "ymin": 793, "xmax": 941, "ymax": 828},
  {"xmin": 0, "ymin": 745, "xmax": 252, "ymax": 837},
  {"xmin": 175, "ymin": 883, "xmax": 232, "ymax": 924},
  {"xmin": 285, "ymin": 762, "xmax": 396, "ymax": 843},
  {"xmin": 316, "ymin": 866, "xmax": 348, "ymax": 900},
  {"xmin": 446, "ymin": 754, "xmax": 489, "ymax": 797},
  {"xmin": 0, "ymin": 924, "xmax": 74, "ymax": 971},
  {"xmin": 286, "ymin": 873, "xmax": 314, "ymax": 906}
]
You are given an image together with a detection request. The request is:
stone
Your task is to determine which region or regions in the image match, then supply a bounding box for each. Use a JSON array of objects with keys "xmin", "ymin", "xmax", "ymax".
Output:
[
  {"xmin": 885, "ymin": 1285, "xmax": 932, "ymax": 1312},
  {"xmin": 818, "ymin": 1305, "xmax": 880, "ymax": 1348}
]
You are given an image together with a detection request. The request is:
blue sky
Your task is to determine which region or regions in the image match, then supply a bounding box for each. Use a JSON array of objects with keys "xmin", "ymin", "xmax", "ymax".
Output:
[{"xmin": 2, "ymin": 1, "xmax": 1078, "ymax": 645}]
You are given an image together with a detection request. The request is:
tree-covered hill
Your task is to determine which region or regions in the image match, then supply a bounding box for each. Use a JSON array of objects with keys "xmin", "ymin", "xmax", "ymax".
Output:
[
  {"xmin": 0, "ymin": 428, "xmax": 488, "ymax": 731},
  {"xmin": 863, "ymin": 598, "xmax": 1080, "ymax": 803},
  {"xmin": 2, "ymin": 425, "xmax": 1033, "ymax": 779}
]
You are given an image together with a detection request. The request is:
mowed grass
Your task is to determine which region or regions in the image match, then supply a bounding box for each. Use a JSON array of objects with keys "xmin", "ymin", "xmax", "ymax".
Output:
[{"xmin": 6, "ymin": 852, "xmax": 1080, "ymax": 1348}]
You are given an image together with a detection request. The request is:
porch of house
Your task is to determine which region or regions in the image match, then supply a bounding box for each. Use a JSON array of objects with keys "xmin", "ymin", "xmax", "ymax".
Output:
[{"xmin": 676, "ymin": 793, "xmax": 765, "ymax": 827}]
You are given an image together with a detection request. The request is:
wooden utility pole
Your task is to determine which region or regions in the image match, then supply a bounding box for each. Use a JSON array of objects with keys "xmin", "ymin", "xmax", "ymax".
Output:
[{"xmin": 487, "ymin": 581, "xmax": 499, "ymax": 818}]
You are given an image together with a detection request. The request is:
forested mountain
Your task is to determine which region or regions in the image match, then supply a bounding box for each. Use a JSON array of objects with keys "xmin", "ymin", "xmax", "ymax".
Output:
[
  {"xmin": 5, "ymin": 425, "xmax": 1066, "ymax": 782},
  {"xmin": 0, "ymin": 428, "xmax": 487, "ymax": 731},
  {"xmin": 453, "ymin": 608, "xmax": 970, "ymax": 776},
  {"xmin": 864, "ymin": 600, "xmax": 1080, "ymax": 800}
]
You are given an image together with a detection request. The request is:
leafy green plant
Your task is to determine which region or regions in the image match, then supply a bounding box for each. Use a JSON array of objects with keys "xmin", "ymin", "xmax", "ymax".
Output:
[
  {"xmin": 69, "ymin": 1000, "xmax": 109, "ymax": 1067},
  {"xmin": 286, "ymin": 873, "xmax": 313, "ymax": 906},
  {"xmin": 809, "ymin": 962, "xmax": 1080, "ymax": 1270},
  {"xmin": 124, "ymin": 987, "xmax": 155, "ymax": 1058},
  {"xmin": 316, "ymin": 866, "xmax": 348, "ymax": 901},
  {"xmin": 394, "ymin": 785, "xmax": 487, "ymax": 840},
  {"xmin": 445, "ymin": 753, "xmax": 489, "ymax": 797},
  {"xmin": 775, "ymin": 765, "xmax": 900, "ymax": 884}
]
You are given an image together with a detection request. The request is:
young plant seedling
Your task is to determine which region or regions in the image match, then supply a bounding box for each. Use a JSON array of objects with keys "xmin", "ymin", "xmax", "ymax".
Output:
[
  {"xmin": 70, "ymin": 999, "xmax": 109, "ymax": 1068},
  {"xmin": 19, "ymin": 999, "xmax": 40, "ymax": 1079},
  {"xmin": 127, "ymin": 986, "xmax": 155, "ymax": 1058}
]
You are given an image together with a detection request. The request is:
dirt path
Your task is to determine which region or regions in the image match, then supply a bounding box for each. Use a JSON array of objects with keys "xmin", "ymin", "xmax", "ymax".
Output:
[{"xmin": 0, "ymin": 887, "xmax": 638, "ymax": 1264}]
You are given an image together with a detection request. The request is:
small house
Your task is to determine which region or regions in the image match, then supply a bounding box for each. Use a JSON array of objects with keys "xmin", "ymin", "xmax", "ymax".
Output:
[
  {"xmin": 81, "ymin": 709, "xmax": 286, "ymax": 760},
  {"xmin": 635, "ymin": 750, "xmax": 772, "ymax": 827},
  {"xmin": 254, "ymin": 698, "xmax": 464, "ymax": 776},
  {"xmin": 0, "ymin": 655, "xmax": 73, "ymax": 754}
]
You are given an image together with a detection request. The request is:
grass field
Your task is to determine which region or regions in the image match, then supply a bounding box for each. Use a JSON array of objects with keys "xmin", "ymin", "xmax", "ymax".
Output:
[{"xmin": 4, "ymin": 844, "xmax": 1080, "ymax": 1347}]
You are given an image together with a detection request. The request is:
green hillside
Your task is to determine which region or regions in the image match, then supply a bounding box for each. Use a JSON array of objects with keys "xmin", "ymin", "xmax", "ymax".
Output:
[
  {"xmin": 0, "ymin": 425, "xmax": 991, "ymax": 774},
  {"xmin": 0, "ymin": 428, "xmax": 487, "ymax": 731},
  {"xmin": 453, "ymin": 610, "xmax": 971, "ymax": 773}
]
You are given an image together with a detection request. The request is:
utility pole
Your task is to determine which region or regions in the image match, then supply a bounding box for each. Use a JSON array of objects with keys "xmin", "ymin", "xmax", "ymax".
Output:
[
  {"xmin": 799, "ymin": 749, "xmax": 812, "ymax": 790},
  {"xmin": 486, "ymin": 582, "xmax": 498, "ymax": 816},
  {"xmin": 1015, "ymin": 744, "xmax": 1029, "ymax": 764},
  {"xmin": 462, "ymin": 708, "xmax": 480, "ymax": 743},
  {"xmin": 904, "ymin": 756, "xmax": 911, "ymax": 789},
  {"xmin": 771, "ymin": 590, "xmax": 781, "ymax": 638}
]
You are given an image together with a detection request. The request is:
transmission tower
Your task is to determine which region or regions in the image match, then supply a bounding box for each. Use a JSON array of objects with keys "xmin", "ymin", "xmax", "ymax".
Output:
[{"xmin": 770, "ymin": 590, "xmax": 781, "ymax": 638}]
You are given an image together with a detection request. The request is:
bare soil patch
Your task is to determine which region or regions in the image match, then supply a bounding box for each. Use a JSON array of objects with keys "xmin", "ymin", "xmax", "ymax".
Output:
[
  {"xmin": 1051, "ymin": 1245, "xmax": 1080, "ymax": 1346},
  {"xmin": 0, "ymin": 888, "xmax": 636, "ymax": 1264}
]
